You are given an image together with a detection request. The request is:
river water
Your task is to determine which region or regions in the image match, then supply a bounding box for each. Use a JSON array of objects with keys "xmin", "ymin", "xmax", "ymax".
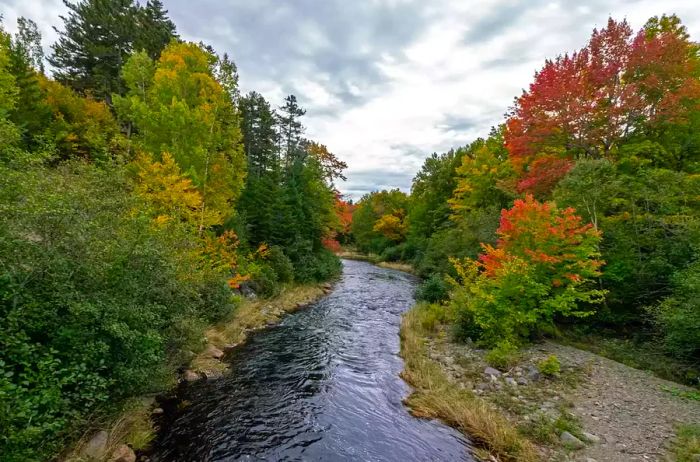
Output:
[{"xmin": 151, "ymin": 259, "xmax": 472, "ymax": 461}]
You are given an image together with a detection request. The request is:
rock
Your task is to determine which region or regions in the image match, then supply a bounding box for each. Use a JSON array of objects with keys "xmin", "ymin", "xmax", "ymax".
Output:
[
  {"xmin": 484, "ymin": 366, "xmax": 501, "ymax": 377},
  {"xmin": 204, "ymin": 345, "xmax": 224, "ymax": 360},
  {"xmin": 560, "ymin": 431, "xmax": 585, "ymax": 449},
  {"xmin": 110, "ymin": 444, "xmax": 136, "ymax": 462},
  {"xmin": 222, "ymin": 343, "xmax": 240, "ymax": 354},
  {"xmin": 516, "ymin": 377, "xmax": 529, "ymax": 386},
  {"xmin": 692, "ymin": 455, "xmax": 700, "ymax": 462},
  {"xmin": 202, "ymin": 369, "xmax": 223, "ymax": 380},
  {"xmin": 585, "ymin": 458, "xmax": 598, "ymax": 462},
  {"xmin": 525, "ymin": 365, "xmax": 541, "ymax": 381},
  {"xmin": 82, "ymin": 430, "xmax": 109, "ymax": 459},
  {"xmin": 505, "ymin": 377, "xmax": 518, "ymax": 387},
  {"xmin": 582, "ymin": 431, "xmax": 601, "ymax": 443},
  {"xmin": 182, "ymin": 369, "xmax": 200, "ymax": 382},
  {"xmin": 151, "ymin": 407, "xmax": 164, "ymax": 415}
]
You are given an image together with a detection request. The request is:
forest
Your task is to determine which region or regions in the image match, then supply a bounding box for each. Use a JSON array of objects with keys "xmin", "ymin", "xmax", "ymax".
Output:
[
  {"xmin": 351, "ymin": 15, "xmax": 700, "ymax": 382},
  {"xmin": 0, "ymin": 1, "xmax": 351, "ymax": 460}
]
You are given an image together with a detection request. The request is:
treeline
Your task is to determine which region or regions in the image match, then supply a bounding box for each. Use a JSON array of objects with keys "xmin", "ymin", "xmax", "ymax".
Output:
[
  {"xmin": 0, "ymin": 1, "xmax": 346, "ymax": 460},
  {"xmin": 352, "ymin": 16, "xmax": 699, "ymax": 375}
]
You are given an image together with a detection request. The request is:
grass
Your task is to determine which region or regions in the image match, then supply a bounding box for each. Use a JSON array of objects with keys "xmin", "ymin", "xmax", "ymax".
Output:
[
  {"xmin": 400, "ymin": 302, "xmax": 540, "ymax": 462},
  {"xmin": 62, "ymin": 397, "xmax": 156, "ymax": 461},
  {"xmin": 559, "ymin": 330, "xmax": 699, "ymax": 387},
  {"xmin": 670, "ymin": 424, "xmax": 700, "ymax": 462}
]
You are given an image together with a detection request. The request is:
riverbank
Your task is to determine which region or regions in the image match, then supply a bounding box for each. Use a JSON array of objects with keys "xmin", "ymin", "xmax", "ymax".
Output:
[
  {"xmin": 337, "ymin": 249, "xmax": 415, "ymax": 274},
  {"xmin": 401, "ymin": 302, "xmax": 700, "ymax": 462},
  {"xmin": 62, "ymin": 282, "xmax": 331, "ymax": 462}
]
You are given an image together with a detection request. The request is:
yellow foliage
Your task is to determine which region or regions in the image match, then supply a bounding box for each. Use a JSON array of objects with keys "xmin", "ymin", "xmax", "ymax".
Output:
[
  {"xmin": 133, "ymin": 152, "xmax": 203, "ymax": 225},
  {"xmin": 373, "ymin": 211, "xmax": 407, "ymax": 241}
]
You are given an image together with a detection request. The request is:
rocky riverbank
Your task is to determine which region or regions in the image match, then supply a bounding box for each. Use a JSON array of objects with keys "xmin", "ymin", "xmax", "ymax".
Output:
[{"xmin": 413, "ymin": 305, "xmax": 700, "ymax": 461}]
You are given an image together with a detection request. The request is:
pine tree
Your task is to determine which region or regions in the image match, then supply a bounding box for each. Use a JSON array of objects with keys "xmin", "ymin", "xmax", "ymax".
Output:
[
  {"xmin": 278, "ymin": 94, "xmax": 306, "ymax": 167},
  {"xmin": 50, "ymin": 0, "xmax": 177, "ymax": 102},
  {"xmin": 134, "ymin": 0, "xmax": 177, "ymax": 60},
  {"xmin": 239, "ymin": 91, "xmax": 279, "ymax": 177}
]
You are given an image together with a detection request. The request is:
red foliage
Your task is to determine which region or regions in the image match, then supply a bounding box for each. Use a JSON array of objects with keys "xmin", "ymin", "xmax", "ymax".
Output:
[
  {"xmin": 479, "ymin": 195, "xmax": 602, "ymax": 280},
  {"xmin": 505, "ymin": 17, "xmax": 700, "ymax": 193},
  {"xmin": 516, "ymin": 156, "xmax": 574, "ymax": 197}
]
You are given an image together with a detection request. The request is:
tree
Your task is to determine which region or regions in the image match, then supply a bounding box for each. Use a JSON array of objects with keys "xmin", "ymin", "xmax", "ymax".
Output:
[
  {"xmin": 115, "ymin": 42, "xmax": 245, "ymax": 230},
  {"xmin": 50, "ymin": 0, "xmax": 177, "ymax": 102},
  {"xmin": 505, "ymin": 16, "xmax": 700, "ymax": 189},
  {"xmin": 239, "ymin": 91, "xmax": 279, "ymax": 178},
  {"xmin": 133, "ymin": 0, "xmax": 177, "ymax": 60},
  {"xmin": 13, "ymin": 18, "xmax": 44, "ymax": 73},
  {"xmin": 278, "ymin": 94, "xmax": 306, "ymax": 167},
  {"xmin": 451, "ymin": 195, "xmax": 605, "ymax": 345}
]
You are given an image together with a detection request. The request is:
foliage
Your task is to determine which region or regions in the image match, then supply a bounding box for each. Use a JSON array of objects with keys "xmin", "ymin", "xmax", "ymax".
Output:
[
  {"xmin": 670, "ymin": 424, "xmax": 700, "ymax": 462},
  {"xmin": 50, "ymin": 0, "xmax": 177, "ymax": 100},
  {"xmin": 0, "ymin": 162, "xmax": 232, "ymax": 460},
  {"xmin": 485, "ymin": 341, "xmax": 521, "ymax": 370},
  {"xmin": 415, "ymin": 274, "xmax": 450, "ymax": 304},
  {"xmin": 115, "ymin": 42, "xmax": 246, "ymax": 229},
  {"xmin": 450, "ymin": 196, "xmax": 605, "ymax": 345},
  {"xmin": 537, "ymin": 355, "xmax": 561, "ymax": 376},
  {"xmin": 650, "ymin": 261, "xmax": 700, "ymax": 361},
  {"xmin": 351, "ymin": 189, "xmax": 409, "ymax": 254}
]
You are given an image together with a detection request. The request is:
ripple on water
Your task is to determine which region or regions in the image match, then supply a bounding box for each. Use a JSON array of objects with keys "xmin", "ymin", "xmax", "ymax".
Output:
[{"xmin": 151, "ymin": 259, "xmax": 473, "ymax": 461}]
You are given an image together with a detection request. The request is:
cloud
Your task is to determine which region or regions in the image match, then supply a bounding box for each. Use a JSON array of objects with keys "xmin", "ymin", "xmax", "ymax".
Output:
[{"xmin": 3, "ymin": 0, "xmax": 700, "ymax": 200}]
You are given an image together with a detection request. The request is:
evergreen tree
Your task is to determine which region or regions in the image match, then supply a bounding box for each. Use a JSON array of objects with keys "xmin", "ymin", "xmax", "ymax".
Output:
[
  {"xmin": 134, "ymin": 0, "xmax": 177, "ymax": 60},
  {"xmin": 239, "ymin": 91, "xmax": 279, "ymax": 177},
  {"xmin": 50, "ymin": 0, "xmax": 176, "ymax": 102},
  {"xmin": 278, "ymin": 94, "xmax": 306, "ymax": 167}
]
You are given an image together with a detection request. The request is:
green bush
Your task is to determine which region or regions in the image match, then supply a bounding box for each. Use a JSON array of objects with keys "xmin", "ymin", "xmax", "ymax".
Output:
[
  {"xmin": 267, "ymin": 245, "xmax": 294, "ymax": 283},
  {"xmin": 292, "ymin": 248, "xmax": 342, "ymax": 283},
  {"xmin": 251, "ymin": 264, "xmax": 281, "ymax": 297},
  {"xmin": 0, "ymin": 163, "xmax": 233, "ymax": 461},
  {"xmin": 485, "ymin": 341, "xmax": 521, "ymax": 370},
  {"xmin": 537, "ymin": 355, "xmax": 561, "ymax": 376},
  {"xmin": 415, "ymin": 274, "xmax": 449, "ymax": 303},
  {"xmin": 650, "ymin": 261, "xmax": 700, "ymax": 361}
]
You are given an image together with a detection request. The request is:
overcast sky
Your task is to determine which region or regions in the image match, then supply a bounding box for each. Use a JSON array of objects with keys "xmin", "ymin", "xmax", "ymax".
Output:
[{"xmin": 2, "ymin": 1, "xmax": 699, "ymax": 199}]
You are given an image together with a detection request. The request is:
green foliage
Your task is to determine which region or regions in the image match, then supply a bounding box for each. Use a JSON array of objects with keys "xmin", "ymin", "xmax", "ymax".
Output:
[
  {"xmin": 0, "ymin": 162, "xmax": 233, "ymax": 460},
  {"xmin": 537, "ymin": 355, "xmax": 561, "ymax": 376},
  {"xmin": 670, "ymin": 424, "xmax": 700, "ymax": 462},
  {"xmin": 415, "ymin": 274, "xmax": 450, "ymax": 303},
  {"xmin": 450, "ymin": 197, "xmax": 605, "ymax": 346},
  {"xmin": 351, "ymin": 189, "xmax": 409, "ymax": 255},
  {"xmin": 650, "ymin": 261, "xmax": 700, "ymax": 361},
  {"xmin": 485, "ymin": 341, "xmax": 521, "ymax": 370},
  {"xmin": 49, "ymin": 0, "xmax": 177, "ymax": 100}
]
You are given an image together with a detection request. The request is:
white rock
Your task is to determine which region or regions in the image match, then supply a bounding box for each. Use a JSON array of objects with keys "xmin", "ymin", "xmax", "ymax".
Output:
[
  {"xmin": 82, "ymin": 430, "xmax": 109, "ymax": 459},
  {"xmin": 560, "ymin": 431, "xmax": 585, "ymax": 449}
]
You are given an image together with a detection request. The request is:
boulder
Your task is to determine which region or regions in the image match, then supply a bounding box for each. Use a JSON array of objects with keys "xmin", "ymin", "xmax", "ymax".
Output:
[
  {"xmin": 516, "ymin": 377, "xmax": 529, "ymax": 386},
  {"xmin": 505, "ymin": 377, "xmax": 518, "ymax": 387},
  {"xmin": 110, "ymin": 444, "xmax": 136, "ymax": 462},
  {"xmin": 151, "ymin": 407, "xmax": 164, "ymax": 416},
  {"xmin": 204, "ymin": 345, "xmax": 224, "ymax": 360},
  {"xmin": 582, "ymin": 431, "xmax": 601, "ymax": 443},
  {"xmin": 560, "ymin": 431, "xmax": 585, "ymax": 449},
  {"xmin": 484, "ymin": 366, "xmax": 501, "ymax": 377},
  {"xmin": 182, "ymin": 369, "xmax": 200, "ymax": 382},
  {"xmin": 82, "ymin": 430, "xmax": 109, "ymax": 459}
]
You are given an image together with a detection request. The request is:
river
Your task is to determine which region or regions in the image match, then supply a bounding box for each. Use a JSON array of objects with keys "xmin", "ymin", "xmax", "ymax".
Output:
[{"xmin": 150, "ymin": 259, "xmax": 472, "ymax": 461}]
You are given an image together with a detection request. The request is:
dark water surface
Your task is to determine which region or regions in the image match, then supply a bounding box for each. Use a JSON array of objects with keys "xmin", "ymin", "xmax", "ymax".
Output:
[{"xmin": 151, "ymin": 259, "xmax": 472, "ymax": 461}]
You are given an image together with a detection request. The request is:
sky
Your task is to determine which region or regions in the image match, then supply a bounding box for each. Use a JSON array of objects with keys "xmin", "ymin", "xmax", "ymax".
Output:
[{"xmin": 2, "ymin": 1, "xmax": 700, "ymax": 200}]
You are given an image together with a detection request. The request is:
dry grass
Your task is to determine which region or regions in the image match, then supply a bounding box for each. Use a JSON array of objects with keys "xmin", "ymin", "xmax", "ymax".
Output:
[
  {"xmin": 377, "ymin": 261, "xmax": 415, "ymax": 274},
  {"xmin": 400, "ymin": 303, "xmax": 540, "ymax": 462},
  {"xmin": 191, "ymin": 283, "xmax": 327, "ymax": 373},
  {"xmin": 62, "ymin": 397, "xmax": 155, "ymax": 461}
]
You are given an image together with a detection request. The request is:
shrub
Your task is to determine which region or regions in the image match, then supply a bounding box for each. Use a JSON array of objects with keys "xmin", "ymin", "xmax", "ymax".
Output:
[
  {"xmin": 485, "ymin": 341, "xmax": 521, "ymax": 370},
  {"xmin": 650, "ymin": 261, "xmax": 700, "ymax": 361},
  {"xmin": 449, "ymin": 196, "xmax": 606, "ymax": 346},
  {"xmin": 415, "ymin": 274, "xmax": 449, "ymax": 303},
  {"xmin": 537, "ymin": 355, "xmax": 561, "ymax": 376},
  {"xmin": 0, "ymin": 163, "xmax": 232, "ymax": 460},
  {"xmin": 266, "ymin": 246, "xmax": 294, "ymax": 283}
]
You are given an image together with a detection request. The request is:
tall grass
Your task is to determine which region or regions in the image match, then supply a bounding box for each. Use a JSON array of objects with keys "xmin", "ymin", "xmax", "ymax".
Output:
[{"xmin": 400, "ymin": 303, "xmax": 540, "ymax": 462}]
